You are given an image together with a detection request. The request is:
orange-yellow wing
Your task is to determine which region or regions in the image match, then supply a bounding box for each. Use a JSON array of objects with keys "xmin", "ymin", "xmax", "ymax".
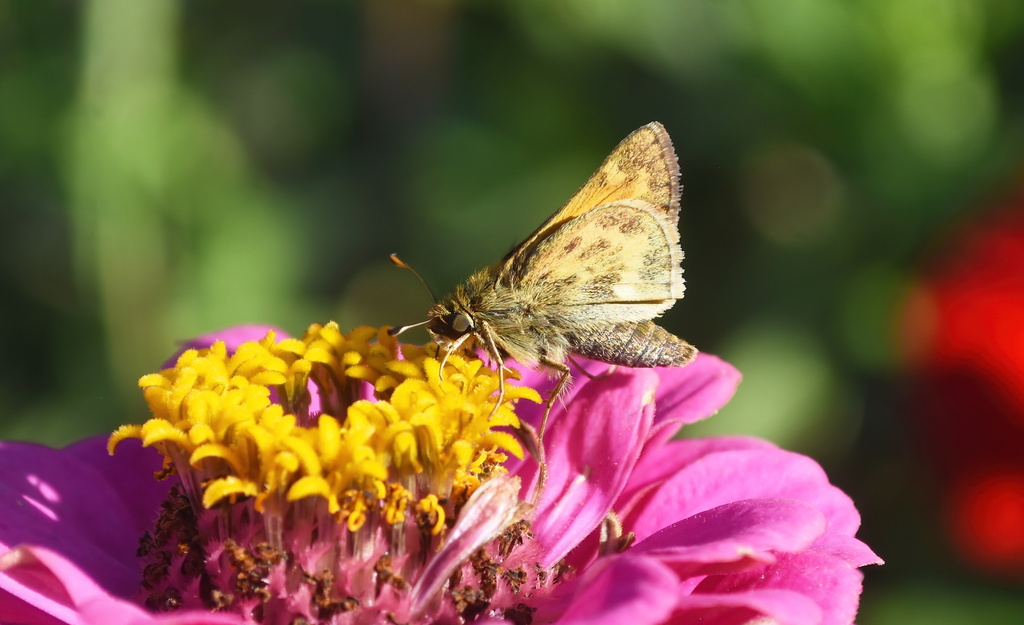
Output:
[
  {"xmin": 516, "ymin": 199, "xmax": 684, "ymax": 321},
  {"xmin": 498, "ymin": 122, "xmax": 680, "ymax": 282}
]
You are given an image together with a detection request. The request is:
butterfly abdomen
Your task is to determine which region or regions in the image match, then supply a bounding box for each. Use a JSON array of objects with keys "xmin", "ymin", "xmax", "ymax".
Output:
[{"xmin": 569, "ymin": 321, "xmax": 696, "ymax": 368}]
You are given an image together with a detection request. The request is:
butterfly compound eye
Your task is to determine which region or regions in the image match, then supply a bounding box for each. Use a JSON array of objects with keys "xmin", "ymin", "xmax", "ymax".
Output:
[{"xmin": 451, "ymin": 313, "xmax": 473, "ymax": 334}]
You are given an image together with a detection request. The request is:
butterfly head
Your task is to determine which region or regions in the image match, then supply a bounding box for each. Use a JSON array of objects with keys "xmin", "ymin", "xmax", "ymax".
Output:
[{"xmin": 426, "ymin": 300, "xmax": 477, "ymax": 345}]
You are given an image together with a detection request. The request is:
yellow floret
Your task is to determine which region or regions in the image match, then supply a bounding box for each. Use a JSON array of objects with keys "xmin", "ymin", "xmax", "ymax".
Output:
[{"xmin": 111, "ymin": 324, "xmax": 539, "ymax": 539}]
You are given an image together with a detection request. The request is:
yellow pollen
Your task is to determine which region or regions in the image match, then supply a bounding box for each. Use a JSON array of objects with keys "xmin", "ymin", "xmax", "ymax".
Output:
[
  {"xmin": 385, "ymin": 484, "xmax": 412, "ymax": 525},
  {"xmin": 417, "ymin": 494, "xmax": 447, "ymax": 535},
  {"xmin": 346, "ymin": 492, "xmax": 370, "ymax": 532}
]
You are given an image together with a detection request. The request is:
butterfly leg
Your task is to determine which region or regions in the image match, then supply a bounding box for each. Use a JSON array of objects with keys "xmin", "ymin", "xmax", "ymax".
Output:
[
  {"xmin": 494, "ymin": 357, "xmax": 506, "ymax": 416},
  {"xmin": 566, "ymin": 354, "xmax": 619, "ymax": 380},
  {"xmin": 474, "ymin": 323, "xmax": 507, "ymax": 418},
  {"xmin": 538, "ymin": 359, "xmax": 571, "ymax": 442},
  {"xmin": 527, "ymin": 359, "xmax": 570, "ymax": 506},
  {"xmin": 438, "ymin": 332, "xmax": 473, "ymax": 379},
  {"xmin": 490, "ymin": 357, "xmax": 547, "ymax": 466},
  {"xmin": 567, "ymin": 355, "xmax": 598, "ymax": 380},
  {"xmin": 472, "ymin": 323, "xmax": 543, "ymax": 469}
]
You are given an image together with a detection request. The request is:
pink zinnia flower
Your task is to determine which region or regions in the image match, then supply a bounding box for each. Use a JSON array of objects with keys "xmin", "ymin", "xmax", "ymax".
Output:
[{"xmin": 0, "ymin": 323, "xmax": 879, "ymax": 624}]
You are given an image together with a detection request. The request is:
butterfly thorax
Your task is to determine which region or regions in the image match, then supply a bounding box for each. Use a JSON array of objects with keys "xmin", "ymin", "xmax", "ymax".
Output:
[{"xmin": 428, "ymin": 267, "xmax": 575, "ymax": 368}]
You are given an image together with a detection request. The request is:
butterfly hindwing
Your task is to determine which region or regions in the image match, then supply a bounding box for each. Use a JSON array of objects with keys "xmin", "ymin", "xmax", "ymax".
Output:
[{"xmin": 515, "ymin": 199, "xmax": 684, "ymax": 323}]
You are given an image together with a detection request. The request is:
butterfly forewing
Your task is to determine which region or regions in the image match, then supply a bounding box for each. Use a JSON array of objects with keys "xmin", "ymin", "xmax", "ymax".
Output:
[{"xmin": 498, "ymin": 122, "xmax": 680, "ymax": 282}]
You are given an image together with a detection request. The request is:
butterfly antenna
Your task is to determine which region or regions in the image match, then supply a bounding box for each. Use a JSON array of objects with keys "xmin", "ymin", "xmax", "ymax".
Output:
[
  {"xmin": 388, "ymin": 254, "xmax": 436, "ymax": 337},
  {"xmin": 390, "ymin": 254, "xmax": 438, "ymax": 303}
]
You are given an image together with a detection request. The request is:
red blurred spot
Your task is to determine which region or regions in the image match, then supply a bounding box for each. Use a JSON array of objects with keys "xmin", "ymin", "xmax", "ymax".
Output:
[
  {"xmin": 902, "ymin": 204, "xmax": 1024, "ymax": 577},
  {"xmin": 950, "ymin": 470, "xmax": 1024, "ymax": 573},
  {"xmin": 903, "ymin": 210, "xmax": 1024, "ymax": 422}
]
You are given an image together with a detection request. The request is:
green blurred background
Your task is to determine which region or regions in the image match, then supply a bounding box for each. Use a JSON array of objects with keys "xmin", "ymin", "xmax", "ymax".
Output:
[{"xmin": 3, "ymin": 0, "xmax": 1024, "ymax": 622}]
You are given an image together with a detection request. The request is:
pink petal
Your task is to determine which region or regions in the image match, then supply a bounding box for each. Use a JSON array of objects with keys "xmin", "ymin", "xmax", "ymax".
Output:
[
  {"xmin": 631, "ymin": 498, "xmax": 826, "ymax": 577},
  {"xmin": 0, "ymin": 440, "xmax": 154, "ymax": 597},
  {"xmin": 179, "ymin": 324, "xmax": 286, "ymax": 352},
  {"xmin": 80, "ymin": 605, "xmax": 245, "ymax": 625},
  {"xmin": 543, "ymin": 555, "xmax": 678, "ymax": 625},
  {"xmin": 648, "ymin": 353, "xmax": 742, "ymax": 447},
  {"xmin": 672, "ymin": 588, "xmax": 823, "ymax": 625},
  {"xmin": 570, "ymin": 438, "xmax": 774, "ymax": 571},
  {"xmin": 501, "ymin": 358, "xmax": 609, "ymax": 489},
  {"xmin": 0, "ymin": 547, "xmax": 78, "ymax": 625},
  {"xmin": 0, "ymin": 546, "xmax": 244, "ymax": 625},
  {"xmin": 510, "ymin": 354, "xmax": 742, "ymax": 504},
  {"xmin": 64, "ymin": 436, "xmax": 174, "ymax": 539},
  {"xmin": 616, "ymin": 436, "xmax": 776, "ymax": 520},
  {"xmin": 510, "ymin": 357, "xmax": 617, "ymax": 433},
  {"xmin": 162, "ymin": 324, "xmax": 287, "ymax": 368},
  {"xmin": 407, "ymin": 476, "xmax": 527, "ymax": 620},
  {"xmin": 810, "ymin": 532, "xmax": 884, "ymax": 567},
  {"xmin": 626, "ymin": 447, "xmax": 862, "ymax": 544},
  {"xmin": 513, "ymin": 353, "xmax": 738, "ymax": 436},
  {"xmin": 528, "ymin": 368, "xmax": 658, "ymax": 567},
  {"xmin": 695, "ymin": 550, "xmax": 866, "ymax": 625}
]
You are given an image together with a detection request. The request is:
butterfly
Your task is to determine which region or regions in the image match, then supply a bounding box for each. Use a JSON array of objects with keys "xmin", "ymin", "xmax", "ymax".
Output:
[{"xmin": 395, "ymin": 122, "xmax": 696, "ymax": 440}]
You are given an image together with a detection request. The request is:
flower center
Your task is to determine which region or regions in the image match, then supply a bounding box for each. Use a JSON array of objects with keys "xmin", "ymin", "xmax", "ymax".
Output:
[{"xmin": 110, "ymin": 323, "xmax": 558, "ymax": 624}]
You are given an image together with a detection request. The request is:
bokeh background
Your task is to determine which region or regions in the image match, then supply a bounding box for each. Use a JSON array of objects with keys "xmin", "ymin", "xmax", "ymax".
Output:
[{"xmin": 3, "ymin": 0, "xmax": 1024, "ymax": 622}]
